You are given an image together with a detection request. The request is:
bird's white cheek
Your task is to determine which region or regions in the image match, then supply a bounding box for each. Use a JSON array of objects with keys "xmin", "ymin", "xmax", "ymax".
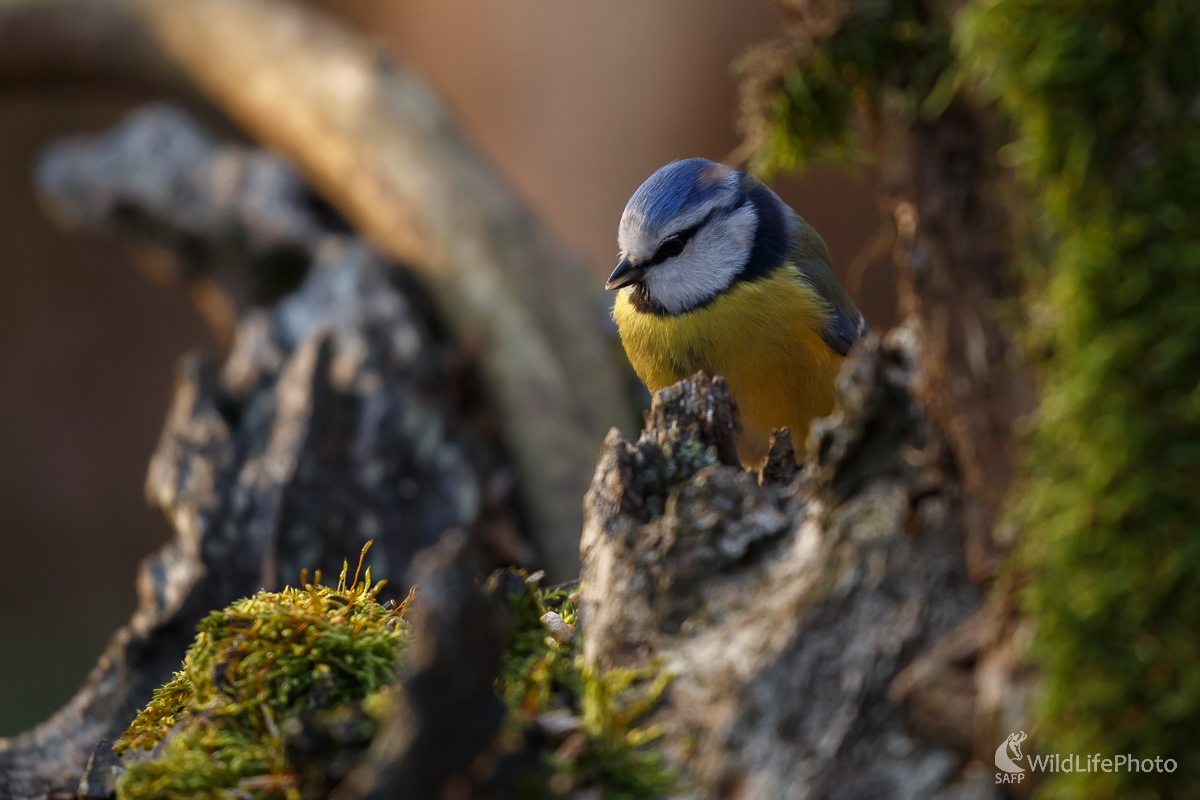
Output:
[
  {"xmin": 643, "ymin": 255, "xmax": 716, "ymax": 314},
  {"xmin": 642, "ymin": 207, "xmax": 757, "ymax": 314}
]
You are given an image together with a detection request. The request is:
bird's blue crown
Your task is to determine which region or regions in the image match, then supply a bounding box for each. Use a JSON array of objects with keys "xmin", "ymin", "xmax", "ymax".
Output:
[{"xmin": 622, "ymin": 158, "xmax": 736, "ymax": 234}]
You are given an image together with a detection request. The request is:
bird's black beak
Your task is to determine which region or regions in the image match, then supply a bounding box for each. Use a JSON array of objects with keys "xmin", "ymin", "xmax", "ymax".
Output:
[{"xmin": 605, "ymin": 258, "xmax": 644, "ymax": 291}]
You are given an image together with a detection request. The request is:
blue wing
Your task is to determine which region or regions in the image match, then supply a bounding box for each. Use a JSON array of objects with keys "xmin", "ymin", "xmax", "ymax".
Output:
[
  {"xmin": 820, "ymin": 305, "xmax": 868, "ymax": 356},
  {"xmin": 784, "ymin": 214, "xmax": 869, "ymax": 357}
]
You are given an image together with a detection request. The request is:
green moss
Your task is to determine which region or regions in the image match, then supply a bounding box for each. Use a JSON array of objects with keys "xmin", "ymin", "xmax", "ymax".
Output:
[
  {"xmin": 491, "ymin": 572, "xmax": 678, "ymax": 799},
  {"xmin": 956, "ymin": 2, "xmax": 1200, "ymax": 797},
  {"xmin": 116, "ymin": 545, "xmax": 412, "ymax": 800},
  {"xmin": 115, "ymin": 723, "xmax": 291, "ymax": 800},
  {"xmin": 575, "ymin": 663, "xmax": 677, "ymax": 799},
  {"xmin": 738, "ymin": 0, "xmax": 953, "ymax": 177},
  {"xmin": 743, "ymin": 0, "xmax": 1200, "ymax": 795},
  {"xmin": 118, "ymin": 557, "xmax": 676, "ymax": 798},
  {"xmin": 118, "ymin": 671, "xmax": 195, "ymax": 755}
]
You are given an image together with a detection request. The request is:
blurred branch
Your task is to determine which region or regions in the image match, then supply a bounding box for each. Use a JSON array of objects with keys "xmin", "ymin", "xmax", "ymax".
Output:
[
  {"xmin": 0, "ymin": 0, "xmax": 629, "ymax": 579},
  {"xmin": 0, "ymin": 105, "xmax": 529, "ymax": 799}
]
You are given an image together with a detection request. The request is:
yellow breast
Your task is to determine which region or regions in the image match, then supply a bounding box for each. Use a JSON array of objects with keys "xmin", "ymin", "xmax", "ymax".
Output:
[{"xmin": 613, "ymin": 264, "xmax": 842, "ymax": 466}]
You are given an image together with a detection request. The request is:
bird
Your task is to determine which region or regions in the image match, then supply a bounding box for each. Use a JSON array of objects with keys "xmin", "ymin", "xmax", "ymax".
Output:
[{"xmin": 606, "ymin": 158, "xmax": 867, "ymax": 467}]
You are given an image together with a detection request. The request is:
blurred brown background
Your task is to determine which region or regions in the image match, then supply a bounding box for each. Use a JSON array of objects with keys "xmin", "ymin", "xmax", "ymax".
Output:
[{"xmin": 0, "ymin": 0, "xmax": 885, "ymax": 734}]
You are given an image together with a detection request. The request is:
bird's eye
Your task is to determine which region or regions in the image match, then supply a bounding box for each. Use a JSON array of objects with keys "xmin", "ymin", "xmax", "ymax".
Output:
[{"xmin": 660, "ymin": 237, "xmax": 685, "ymax": 259}]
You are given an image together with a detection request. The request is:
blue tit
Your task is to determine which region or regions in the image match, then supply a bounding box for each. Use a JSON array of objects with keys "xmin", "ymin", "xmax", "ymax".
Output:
[{"xmin": 606, "ymin": 158, "xmax": 867, "ymax": 467}]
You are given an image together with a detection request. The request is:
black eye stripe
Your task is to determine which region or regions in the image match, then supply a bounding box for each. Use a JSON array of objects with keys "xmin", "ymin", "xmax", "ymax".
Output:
[
  {"xmin": 660, "ymin": 238, "xmax": 685, "ymax": 258},
  {"xmin": 644, "ymin": 208, "xmax": 718, "ymax": 267}
]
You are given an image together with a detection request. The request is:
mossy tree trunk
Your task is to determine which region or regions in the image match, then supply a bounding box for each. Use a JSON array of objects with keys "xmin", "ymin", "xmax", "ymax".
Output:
[{"xmin": 740, "ymin": 0, "xmax": 1200, "ymax": 797}]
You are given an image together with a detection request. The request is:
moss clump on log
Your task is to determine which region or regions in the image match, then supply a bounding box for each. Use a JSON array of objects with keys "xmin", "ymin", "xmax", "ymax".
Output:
[
  {"xmin": 491, "ymin": 572, "xmax": 677, "ymax": 799},
  {"xmin": 958, "ymin": 2, "xmax": 1200, "ymax": 797},
  {"xmin": 114, "ymin": 555, "xmax": 675, "ymax": 799},
  {"xmin": 737, "ymin": 0, "xmax": 952, "ymax": 177},
  {"xmin": 115, "ymin": 546, "xmax": 412, "ymax": 799}
]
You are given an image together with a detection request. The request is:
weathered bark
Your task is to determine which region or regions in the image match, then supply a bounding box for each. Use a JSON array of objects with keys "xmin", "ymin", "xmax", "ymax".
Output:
[
  {"xmin": 0, "ymin": 107, "xmax": 524, "ymax": 800},
  {"xmin": 579, "ymin": 330, "xmax": 1023, "ymax": 799},
  {"xmin": 869, "ymin": 96, "xmax": 1041, "ymax": 777},
  {"xmin": 0, "ymin": 0, "xmax": 630, "ymax": 580},
  {"xmin": 872, "ymin": 95, "xmax": 1035, "ymax": 581}
]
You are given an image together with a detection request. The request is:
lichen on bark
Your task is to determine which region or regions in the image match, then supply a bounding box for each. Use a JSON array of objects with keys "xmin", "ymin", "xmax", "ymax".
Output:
[{"xmin": 579, "ymin": 333, "xmax": 995, "ymax": 799}]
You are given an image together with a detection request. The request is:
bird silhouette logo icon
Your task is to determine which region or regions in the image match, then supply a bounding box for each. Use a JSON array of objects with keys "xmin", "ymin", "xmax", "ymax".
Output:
[{"xmin": 995, "ymin": 731, "xmax": 1028, "ymax": 774}]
